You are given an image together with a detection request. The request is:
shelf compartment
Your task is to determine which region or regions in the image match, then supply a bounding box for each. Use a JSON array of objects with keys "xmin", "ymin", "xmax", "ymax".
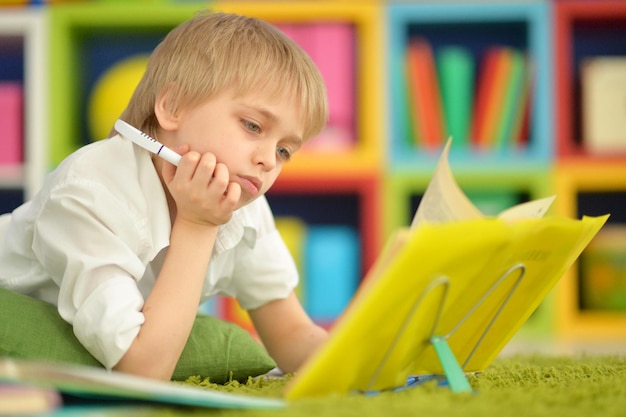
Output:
[
  {"xmin": 554, "ymin": 162, "xmax": 626, "ymax": 340},
  {"xmin": 268, "ymin": 172, "xmax": 382, "ymax": 274},
  {"xmin": 0, "ymin": 8, "xmax": 48, "ymax": 201},
  {"xmin": 554, "ymin": 0, "xmax": 626, "ymax": 160},
  {"xmin": 48, "ymin": 3, "xmax": 201, "ymax": 166},
  {"xmin": 386, "ymin": 1, "xmax": 552, "ymax": 174}
]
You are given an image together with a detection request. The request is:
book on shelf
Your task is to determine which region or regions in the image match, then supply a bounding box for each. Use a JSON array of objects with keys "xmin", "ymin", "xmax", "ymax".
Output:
[
  {"xmin": 275, "ymin": 23, "xmax": 355, "ymax": 151},
  {"xmin": 473, "ymin": 47, "xmax": 515, "ymax": 150},
  {"xmin": 283, "ymin": 139, "xmax": 608, "ymax": 399},
  {"xmin": 437, "ymin": 46, "xmax": 475, "ymax": 150},
  {"xmin": 511, "ymin": 55, "xmax": 533, "ymax": 149},
  {"xmin": 464, "ymin": 46, "xmax": 532, "ymax": 151},
  {"xmin": 484, "ymin": 48, "xmax": 515, "ymax": 149},
  {"xmin": 406, "ymin": 37, "xmax": 445, "ymax": 151},
  {"xmin": 493, "ymin": 49, "xmax": 528, "ymax": 150},
  {"xmin": 581, "ymin": 56, "xmax": 626, "ymax": 154},
  {"xmin": 222, "ymin": 219, "xmax": 360, "ymax": 333},
  {"xmin": 405, "ymin": 39, "xmax": 532, "ymax": 153},
  {"xmin": 470, "ymin": 47, "xmax": 499, "ymax": 149},
  {"xmin": 0, "ymin": 82, "xmax": 23, "ymax": 165}
]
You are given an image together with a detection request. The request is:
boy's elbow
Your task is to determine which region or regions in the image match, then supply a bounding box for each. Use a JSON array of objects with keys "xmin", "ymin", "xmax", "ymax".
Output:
[{"xmin": 113, "ymin": 347, "xmax": 176, "ymax": 381}]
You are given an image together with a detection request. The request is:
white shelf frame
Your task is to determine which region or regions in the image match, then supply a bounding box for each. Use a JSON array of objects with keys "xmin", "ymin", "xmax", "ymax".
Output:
[{"xmin": 0, "ymin": 8, "xmax": 48, "ymax": 200}]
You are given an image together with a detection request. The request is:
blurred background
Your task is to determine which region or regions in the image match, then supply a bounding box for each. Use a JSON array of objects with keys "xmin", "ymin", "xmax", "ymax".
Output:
[{"xmin": 1, "ymin": 0, "xmax": 625, "ymax": 355}]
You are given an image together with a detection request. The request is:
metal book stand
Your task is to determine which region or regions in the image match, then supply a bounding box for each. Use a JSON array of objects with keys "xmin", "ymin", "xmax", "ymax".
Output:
[{"xmin": 365, "ymin": 263, "xmax": 527, "ymax": 394}]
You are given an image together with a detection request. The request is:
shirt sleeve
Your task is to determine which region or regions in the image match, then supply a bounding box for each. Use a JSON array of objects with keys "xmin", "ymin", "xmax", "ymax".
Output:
[
  {"xmin": 230, "ymin": 200, "xmax": 299, "ymax": 310},
  {"xmin": 33, "ymin": 178, "xmax": 149, "ymax": 369}
]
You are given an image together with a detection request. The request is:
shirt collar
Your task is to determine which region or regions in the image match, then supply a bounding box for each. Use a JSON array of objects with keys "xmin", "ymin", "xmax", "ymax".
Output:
[{"xmin": 213, "ymin": 208, "xmax": 258, "ymax": 256}]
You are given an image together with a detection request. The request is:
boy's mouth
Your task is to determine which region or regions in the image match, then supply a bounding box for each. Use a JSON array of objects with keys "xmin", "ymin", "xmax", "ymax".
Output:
[{"xmin": 238, "ymin": 175, "xmax": 262, "ymax": 197}]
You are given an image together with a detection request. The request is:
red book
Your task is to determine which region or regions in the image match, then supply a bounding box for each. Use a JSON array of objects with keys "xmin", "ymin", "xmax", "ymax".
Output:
[
  {"xmin": 471, "ymin": 48, "xmax": 502, "ymax": 150},
  {"xmin": 406, "ymin": 37, "xmax": 444, "ymax": 151},
  {"xmin": 482, "ymin": 48, "xmax": 514, "ymax": 149}
]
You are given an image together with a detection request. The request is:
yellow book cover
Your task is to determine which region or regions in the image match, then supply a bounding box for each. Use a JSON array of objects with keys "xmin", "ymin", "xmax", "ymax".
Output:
[{"xmin": 284, "ymin": 140, "xmax": 608, "ymax": 399}]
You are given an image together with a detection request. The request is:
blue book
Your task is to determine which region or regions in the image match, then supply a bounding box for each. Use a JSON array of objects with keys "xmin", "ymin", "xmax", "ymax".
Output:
[{"xmin": 304, "ymin": 225, "xmax": 360, "ymax": 323}]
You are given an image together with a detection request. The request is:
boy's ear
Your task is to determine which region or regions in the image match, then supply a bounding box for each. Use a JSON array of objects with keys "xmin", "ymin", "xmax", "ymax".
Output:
[{"xmin": 154, "ymin": 87, "xmax": 180, "ymax": 131}]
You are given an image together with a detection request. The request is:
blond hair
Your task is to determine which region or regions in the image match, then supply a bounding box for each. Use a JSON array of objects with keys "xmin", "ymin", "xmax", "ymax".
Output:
[{"xmin": 119, "ymin": 11, "xmax": 328, "ymax": 141}]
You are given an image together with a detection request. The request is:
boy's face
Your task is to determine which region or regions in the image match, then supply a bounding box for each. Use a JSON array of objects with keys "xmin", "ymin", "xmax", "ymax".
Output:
[{"xmin": 161, "ymin": 88, "xmax": 304, "ymax": 209}]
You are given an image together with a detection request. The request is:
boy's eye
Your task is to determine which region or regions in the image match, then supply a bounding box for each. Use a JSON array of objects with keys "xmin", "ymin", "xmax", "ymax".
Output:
[
  {"xmin": 277, "ymin": 146, "xmax": 291, "ymax": 162},
  {"xmin": 243, "ymin": 120, "xmax": 261, "ymax": 133}
]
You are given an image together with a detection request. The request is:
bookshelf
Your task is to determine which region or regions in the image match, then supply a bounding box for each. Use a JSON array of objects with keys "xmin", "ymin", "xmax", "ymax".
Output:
[
  {"xmin": 2, "ymin": 0, "xmax": 624, "ymax": 341},
  {"xmin": 553, "ymin": 0, "xmax": 626, "ymax": 340},
  {"xmin": 0, "ymin": 8, "xmax": 48, "ymax": 209}
]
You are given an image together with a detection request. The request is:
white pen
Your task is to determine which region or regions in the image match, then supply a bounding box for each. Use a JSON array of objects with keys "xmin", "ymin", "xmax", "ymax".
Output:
[{"xmin": 114, "ymin": 119, "xmax": 182, "ymax": 166}]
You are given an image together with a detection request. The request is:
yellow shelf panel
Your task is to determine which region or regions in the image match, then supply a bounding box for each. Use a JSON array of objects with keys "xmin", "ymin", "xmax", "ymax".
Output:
[{"xmin": 554, "ymin": 162, "xmax": 626, "ymax": 341}]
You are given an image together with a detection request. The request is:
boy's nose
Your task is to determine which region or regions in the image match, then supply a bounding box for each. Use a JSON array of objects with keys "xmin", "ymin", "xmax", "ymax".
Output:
[{"xmin": 253, "ymin": 144, "xmax": 277, "ymax": 171}]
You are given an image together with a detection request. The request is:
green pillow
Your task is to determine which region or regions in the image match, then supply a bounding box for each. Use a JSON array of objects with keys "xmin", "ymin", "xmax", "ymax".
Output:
[{"xmin": 0, "ymin": 288, "xmax": 275, "ymax": 383}]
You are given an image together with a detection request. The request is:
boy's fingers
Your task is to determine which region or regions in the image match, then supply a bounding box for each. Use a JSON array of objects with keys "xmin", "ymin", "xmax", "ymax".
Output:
[
  {"xmin": 161, "ymin": 145, "xmax": 188, "ymax": 182},
  {"xmin": 191, "ymin": 153, "xmax": 218, "ymax": 186},
  {"xmin": 224, "ymin": 182, "xmax": 241, "ymax": 205},
  {"xmin": 176, "ymin": 151, "xmax": 203, "ymax": 180},
  {"xmin": 210, "ymin": 163, "xmax": 230, "ymax": 189},
  {"xmin": 161, "ymin": 160, "xmax": 176, "ymax": 183}
]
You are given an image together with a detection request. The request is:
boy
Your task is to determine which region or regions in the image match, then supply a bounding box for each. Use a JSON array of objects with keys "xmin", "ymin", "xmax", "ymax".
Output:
[{"xmin": 0, "ymin": 11, "xmax": 329, "ymax": 380}]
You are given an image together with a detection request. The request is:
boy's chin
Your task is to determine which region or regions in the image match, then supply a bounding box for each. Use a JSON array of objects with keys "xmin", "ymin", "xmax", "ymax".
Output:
[{"xmin": 235, "ymin": 195, "xmax": 259, "ymax": 210}]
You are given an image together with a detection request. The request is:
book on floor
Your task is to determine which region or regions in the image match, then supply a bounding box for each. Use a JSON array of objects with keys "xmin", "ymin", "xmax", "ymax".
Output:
[{"xmin": 0, "ymin": 358, "xmax": 285, "ymax": 411}]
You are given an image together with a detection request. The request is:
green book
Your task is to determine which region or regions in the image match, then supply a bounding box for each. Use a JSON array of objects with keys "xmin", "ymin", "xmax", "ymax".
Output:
[
  {"xmin": 437, "ymin": 46, "xmax": 475, "ymax": 150},
  {"xmin": 494, "ymin": 49, "xmax": 526, "ymax": 150},
  {"xmin": 403, "ymin": 49, "xmax": 421, "ymax": 148}
]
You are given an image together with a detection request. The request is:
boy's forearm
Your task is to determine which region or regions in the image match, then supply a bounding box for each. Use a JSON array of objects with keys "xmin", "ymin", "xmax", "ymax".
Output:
[
  {"xmin": 250, "ymin": 293, "xmax": 329, "ymax": 373},
  {"xmin": 269, "ymin": 323, "xmax": 328, "ymax": 374},
  {"xmin": 114, "ymin": 220, "xmax": 219, "ymax": 380}
]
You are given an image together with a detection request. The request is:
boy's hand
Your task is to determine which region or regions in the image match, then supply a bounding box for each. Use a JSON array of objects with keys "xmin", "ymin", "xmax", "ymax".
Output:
[{"xmin": 162, "ymin": 145, "xmax": 241, "ymax": 226}]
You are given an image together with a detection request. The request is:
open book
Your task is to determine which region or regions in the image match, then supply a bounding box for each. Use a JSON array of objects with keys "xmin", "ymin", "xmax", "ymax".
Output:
[{"xmin": 283, "ymin": 140, "xmax": 608, "ymax": 399}]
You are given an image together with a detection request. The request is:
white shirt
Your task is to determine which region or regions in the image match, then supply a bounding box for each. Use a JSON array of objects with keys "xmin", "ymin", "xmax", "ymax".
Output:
[{"xmin": 0, "ymin": 135, "xmax": 298, "ymax": 369}]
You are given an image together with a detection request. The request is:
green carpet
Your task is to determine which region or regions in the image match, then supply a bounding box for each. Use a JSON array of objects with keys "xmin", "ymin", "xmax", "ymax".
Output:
[{"xmin": 170, "ymin": 354, "xmax": 626, "ymax": 417}]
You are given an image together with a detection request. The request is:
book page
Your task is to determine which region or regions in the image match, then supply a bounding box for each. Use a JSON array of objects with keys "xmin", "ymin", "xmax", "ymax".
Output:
[
  {"xmin": 411, "ymin": 139, "xmax": 555, "ymax": 228},
  {"xmin": 497, "ymin": 195, "xmax": 555, "ymax": 220},
  {"xmin": 411, "ymin": 139, "xmax": 482, "ymax": 229}
]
